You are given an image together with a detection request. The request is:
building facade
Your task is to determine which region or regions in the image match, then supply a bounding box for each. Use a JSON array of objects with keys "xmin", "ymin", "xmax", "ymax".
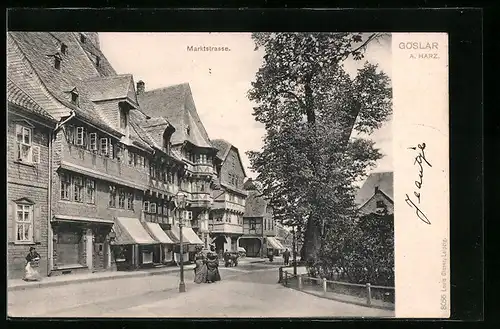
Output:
[
  {"xmin": 7, "ymin": 79, "xmax": 58, "ymax": 279},
  {"xmin": 7, "ymin": 32, "xmax": 208, "ymax": 278},
  {"xmin": 209, "ymin": 139, "xmax": 248, "ymax": 254},
  {"xmin": 355, "ymin": 171, "xmax": 394, "ymax": 216},
  {"xmin": 137, "ymin": 82, "xmax": 214, "ymax": 258},
  {"xmin": 239, "ymin": 178, "xmax": 283, "ymax": 257}
]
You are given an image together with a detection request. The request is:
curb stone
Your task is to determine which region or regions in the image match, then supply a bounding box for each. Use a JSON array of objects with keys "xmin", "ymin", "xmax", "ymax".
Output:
[{"xmin": 7, "ymin": 266, "xmax": 194, "ymax": 292}]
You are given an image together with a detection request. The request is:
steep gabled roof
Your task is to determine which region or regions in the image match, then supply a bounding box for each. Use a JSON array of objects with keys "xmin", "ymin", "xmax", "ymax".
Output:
[
  {"xmin": 82, "ymin": 74, "xmax": 138, "ymax": 106},
  {"xmin": 211, "ymin": 138, "xmax": 248, "ymax": 178},
  {"xmin": 355, "ymin": 171, "xmax": 394, "ymax": 206},
  {"xmin": 212, "ymin": 139, "xmax": 232, "ymax": 160},
  {"xmin": 137, "ymin": 83, "xmax": 212, "ymax": 148},
  {"xmin": 75, "ymin": 32, "xmax": 116, "ymax": 77},
  {"xmin": 128, "ymin": 110, "xmax": 183, "ymax": 162},
  {"xmin": 244, "ymin": 189, "xmax": 268, "ymax": 218},
  {"xmin": 8, "ymin": 32, "xmax": 122, "ymax": 136},
  {"xmin": 7, "ymin": 78, "xmax": 56, "ymax": 122}
]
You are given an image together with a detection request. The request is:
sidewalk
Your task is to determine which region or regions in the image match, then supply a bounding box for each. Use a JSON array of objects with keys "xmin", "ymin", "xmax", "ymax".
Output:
[
  {"xmin": 8, "ymin": 257, "xmax": 264, "ymax": 292},
  {"xmin": 8, "ymin": 264, "xmax": 194, "ymax": 292}
]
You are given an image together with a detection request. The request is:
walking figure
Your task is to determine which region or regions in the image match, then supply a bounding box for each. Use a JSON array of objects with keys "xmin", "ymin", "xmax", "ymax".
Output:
[{"xmin": 283, "ymin": 248, "xmax": 291, "ymax": 266}]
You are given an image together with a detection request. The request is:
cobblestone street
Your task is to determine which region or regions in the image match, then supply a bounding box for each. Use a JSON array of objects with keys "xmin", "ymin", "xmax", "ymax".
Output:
[{"xmin": 8, "ymin": 262, "xmax": 394, "ymax": 318}]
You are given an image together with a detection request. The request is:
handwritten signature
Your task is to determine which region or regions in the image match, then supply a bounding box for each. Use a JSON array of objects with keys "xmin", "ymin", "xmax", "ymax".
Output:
[{"xmin": 405, "ymin": 143, "xmax": 432, "ymax": 224}]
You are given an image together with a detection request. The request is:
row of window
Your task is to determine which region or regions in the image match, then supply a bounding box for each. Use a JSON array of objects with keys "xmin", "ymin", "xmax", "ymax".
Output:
[
  {"xmin": 109, "ymin": 185, "xmax": 134, "ymax": 210},
  {"xmin": 66, "ymin": 126, "xmax": 184, "ymax": 184},
  {"xmin": 264, "ymin": 219, "xmax": 275, "ymax": 231},
  {"xmin": 184, "ymin": 151, "xmax": 213, "ymax": 165},
  {"xmin": 211, "ymin": 213, "xmax": 243, "ymax": 225},
  {"xmin": 61, "ymin": 173, "xmax": 96, "ymax": 204},
  {"xmin": 228, "ymin": 173, "xmax": 241, "ymax": 188}
]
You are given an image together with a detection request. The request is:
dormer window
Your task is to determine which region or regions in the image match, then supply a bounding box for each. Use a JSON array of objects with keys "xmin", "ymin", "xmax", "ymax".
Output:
[
  {"xmin": 186, "ymin": 126, "xmax": 190, "ymax": 136},
  {"xmin": 71, "ymin": 91, "xmax": 79, "ymax": 105},
  {"xmin": 54, "ymin": 54, "xmax": 61, "ymax": 70},
  {"xmin": 96, "ymin": 55, "xmax": 100, "ymax": 67},
  {"xmin": 80, "ymin": 33, "xmax": 86, "ymax": 43},
  {"xmin": 119, "ymin": 104, "xmax": 128, "ymax": 130},
  {"xmin": 61, "ymin": 43, "xmax": 68, "ymax": 55}
]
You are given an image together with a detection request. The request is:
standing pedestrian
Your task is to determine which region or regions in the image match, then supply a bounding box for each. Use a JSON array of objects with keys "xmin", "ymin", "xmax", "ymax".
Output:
[
  {"xmin": 24, "ymin": 247, "xmax": 41, "ymax": 281},
  {"xmin": 283, "ymin": 248, "xmax": 291, "ymax": 266}
]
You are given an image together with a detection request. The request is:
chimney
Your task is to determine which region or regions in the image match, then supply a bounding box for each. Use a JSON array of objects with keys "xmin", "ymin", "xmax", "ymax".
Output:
[
  {"xmin": 137, "ymin": 80, "xmax": 145, "ymax": 95},
  {"xmin": 374, "ymin": 186, "xmax": 379, "ymax": 193}
]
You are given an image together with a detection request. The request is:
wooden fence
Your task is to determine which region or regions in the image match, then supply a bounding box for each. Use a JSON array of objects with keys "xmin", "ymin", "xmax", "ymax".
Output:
[{"xmin": 278, "ymin": 267, "xmax": 395, "ymax": 309}]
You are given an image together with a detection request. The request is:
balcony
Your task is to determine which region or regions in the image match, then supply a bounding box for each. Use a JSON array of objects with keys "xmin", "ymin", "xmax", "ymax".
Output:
[
  {"xmin": 189, "ymin": 192, "xmax": 213, "ymax": 208},
  {"xmin": 212, "ymin": 200, "xmax": 245, "ymax": 214},
  {"xmin": 185, "ymin": 163, "xmax": 214, "ymax": 176},
  {"xmin": 61, "ymin": 144, "xmax": 149, "ymax": 190},
  {"xmin": 209, "ymin": 222, "xmax": 244, "ymax": 234}
]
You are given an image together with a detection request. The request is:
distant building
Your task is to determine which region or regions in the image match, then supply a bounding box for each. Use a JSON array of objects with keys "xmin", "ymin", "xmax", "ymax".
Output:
[
  {"xmin": 209, "ymin": 139, "xmax": 248, "ymax": 254},
  {"xmin": 239, "ymin": 178, "xmax": 284, "ymax": 257},
  {"xmin": 356, "ymin": 171, "xmax": 394, "ymax": 215}
]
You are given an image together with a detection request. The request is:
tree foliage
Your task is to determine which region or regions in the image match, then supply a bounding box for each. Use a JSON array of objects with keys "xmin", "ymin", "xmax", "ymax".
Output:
[
  {"xmin": 315, "ymin": 210, "xmax": 395, "ymax": 286},
  {"xmin": 246, "ymin": 32, "xmax": 392, "ymax": 265}
]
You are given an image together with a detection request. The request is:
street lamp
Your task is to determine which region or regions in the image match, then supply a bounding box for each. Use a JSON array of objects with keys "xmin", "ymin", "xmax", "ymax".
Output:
[{"xmin": 176, "ymin": 191, "xmax": 187, "ymax": 293}]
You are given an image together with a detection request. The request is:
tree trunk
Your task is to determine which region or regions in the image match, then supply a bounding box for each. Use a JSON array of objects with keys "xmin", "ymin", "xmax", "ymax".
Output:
[{"xmin": 303, "ymin": 214, "xmax": 322, "ymax": 263}]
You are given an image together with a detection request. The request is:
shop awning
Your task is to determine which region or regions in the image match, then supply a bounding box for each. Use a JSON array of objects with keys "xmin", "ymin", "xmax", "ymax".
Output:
[
  {"xmin": 266, "ymin": 237, "xmax": 285, "ymax": 250},
  {"xmin": 53, "ymin": 215, "xmax": 114, "ymax": 225},
  {"xmin": 168, "ymin": 224, "xmax": 204, "ymax": 245},
  {"xmin": 144, "ymin": 222, "xmax": 174, "ymax": 244},
  {"xmin": 274, "ymin": 238, "xmax": 286, "ymax": 250},
  {"xmin": 183, "ymin": 227, "xmax": 204, "ymax": 245},
  {"xmin": 113, "ymin": 217, "xmax": 158, "ymax": 245}
]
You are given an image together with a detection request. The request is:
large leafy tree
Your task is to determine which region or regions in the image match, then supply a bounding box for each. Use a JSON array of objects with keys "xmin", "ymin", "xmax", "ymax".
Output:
[{"xmin": 247, "ymin": 32, "xmax": 392, "ymax": 264}]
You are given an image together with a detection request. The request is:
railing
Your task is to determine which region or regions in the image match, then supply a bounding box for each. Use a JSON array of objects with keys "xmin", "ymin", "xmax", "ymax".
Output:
[
  {"xmin": 209, "ymin": 222, "xmax": 244, "ymax": 234},
  {"xmin": 62, "ymin": 144, "xmax": 149, "ymax": 189},
  {"xmin": 192, "ymin": 164, "xmax": 214, "ymax": 175},
  {"xmin": 212, "ymin": 200, "xmax": 245, "ymax": 213},
  {"xmin": 185, "ymin": 163, "xmax": 214, "ymax": 175},
  {"xmin": 278, "ymin": 268, "xmax": 395, "ymax": 310}
]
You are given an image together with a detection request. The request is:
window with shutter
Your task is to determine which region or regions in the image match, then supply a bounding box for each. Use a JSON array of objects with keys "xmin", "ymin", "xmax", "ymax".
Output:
[
  {"xmin": 89, "ymin": 133, "xmax": 97, "ymax": 151},
  {"xmin": 76, "ymin": 127, "xmax": 85, "ymax": 146},
  {"xmin": 15, "ymin": 124, "xmax": 33, "ymax": 162},
  {"xmin": 100, "ymin": 138, "xmax": 109, "ymax": 156}
]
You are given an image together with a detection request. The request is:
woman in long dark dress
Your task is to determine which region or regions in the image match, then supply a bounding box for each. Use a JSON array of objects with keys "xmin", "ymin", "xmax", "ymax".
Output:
[
  {"xmin": 24, "ymin": 247, "xmax": 41, "ymax": 281},
  {"xmin": 206, "ymin": 252, "xmax": 221, "ymax": 283},
  {"xmin": 193, "ymin": 251, "xmax": 208, "ymax": 284}
]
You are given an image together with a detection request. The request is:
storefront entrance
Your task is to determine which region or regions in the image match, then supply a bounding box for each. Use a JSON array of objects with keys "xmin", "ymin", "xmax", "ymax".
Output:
[
  {"xmin": 53, "ymin": 222, "xmax": 86, "ymax": 269},
  {"xmin": 92, "ymin": 225, "xmax": 112, "ymax": 272},
  {"xmin": 239, "ymin": 238, "xmax": 263, "ymax": 257}
]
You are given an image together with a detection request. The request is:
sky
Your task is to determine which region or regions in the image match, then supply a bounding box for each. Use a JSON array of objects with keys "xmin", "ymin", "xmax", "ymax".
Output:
[{"xmin": 99, "ymin": 33, "xmax": 392, "ymax": 179}]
